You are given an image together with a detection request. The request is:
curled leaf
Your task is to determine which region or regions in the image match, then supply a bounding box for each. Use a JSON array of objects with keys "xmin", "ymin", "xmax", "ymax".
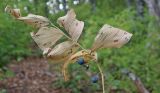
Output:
[
  {"xmin": 91, "ymin": 24, "xmax": 133, "ymax": 51},
  {"xmin": 5, "ymin": 5, "xmax": 21, "ymax": 18},
  {"xmin": 57, "ymin": 9, "xmax": 84, "ymax": 41},
  {"xmin": 18, "ymin": 14, "xmax": 50, "ymax": 28},
  {"xmin": 62, "ymin": 50, "xmax": 97, "ymax": 81},
  {"xmin": 31, "ymin": 27, "xmax": 64, "ymax": 54},
  {"xmin": 47, "ymin": 41, "xmax": 79, "ymax": 63},
  {"xmin": 68, "ymin": 50, "xmax": 97, "ymax": 63}
]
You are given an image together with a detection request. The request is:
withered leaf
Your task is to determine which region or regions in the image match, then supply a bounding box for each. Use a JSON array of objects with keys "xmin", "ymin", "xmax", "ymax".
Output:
[
  {"xmin": 5, "ymin": 5, "xmax": 21, "ymax": 18},
  {"xmin": 91, "ymin": 24, "xmax": 132, "ymax": 51},
  {"xmin": 31, "ymin": 27, "xmax": 64, "ymax": 53},
  {"xmin": 47, "ymin": 41, "xmax": 79, "ymax": 63},
  {"xmin": 57, "ymin": 9, "xmax": 84, "ymax": 42},
  {"xmin": 18, "ymin": 14, "xmax": 49, "ymax": 28}
]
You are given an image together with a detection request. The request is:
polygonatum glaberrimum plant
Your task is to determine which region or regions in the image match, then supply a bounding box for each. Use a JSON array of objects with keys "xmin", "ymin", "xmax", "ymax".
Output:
[{"xmin": 5, "ymin": 5, "xmax": 132, "ymax": 93}]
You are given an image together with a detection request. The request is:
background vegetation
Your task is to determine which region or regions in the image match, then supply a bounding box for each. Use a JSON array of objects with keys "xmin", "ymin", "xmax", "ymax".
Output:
[{"xmin": 0, "ymin": 0, "xmax": 160, "ymax": 93}]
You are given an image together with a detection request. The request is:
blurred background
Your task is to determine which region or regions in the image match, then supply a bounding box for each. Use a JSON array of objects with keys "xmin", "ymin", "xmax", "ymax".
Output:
[{"xmin": 0, "ymin": 0, "xmax": 160, "ymax": 93}]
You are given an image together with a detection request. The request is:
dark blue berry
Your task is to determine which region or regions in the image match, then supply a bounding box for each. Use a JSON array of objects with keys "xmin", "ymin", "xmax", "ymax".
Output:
[
  {"xmin": 91, "ymin": 75, "xmax": 99, "ymax": 83},
  {"xmin": 77, "ymin": 58, "xmax": 85, "ymax": 65}
]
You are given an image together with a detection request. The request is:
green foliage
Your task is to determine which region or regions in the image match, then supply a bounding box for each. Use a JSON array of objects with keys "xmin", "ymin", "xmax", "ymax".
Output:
[
  {"xmin": 0, "ymin": 68, "xmax": 15, "ymax": 81},
  {"xmin": 0, "ymin": 89, "xmax": 7, "ymax": 93},
  {"xmin": 0, "ymin": 1, "xmax": 42, "ymax": 67},
  {"xmin": 0, "ymin": 0, "xmax": 160, "ymax": 92},
  {"xmin": 69, "ymin": 3, "xmax": 160, "ymax": 92},
  {"xmin": 0, "ymin": 13, "xmax": 34, "ymax": 67}
]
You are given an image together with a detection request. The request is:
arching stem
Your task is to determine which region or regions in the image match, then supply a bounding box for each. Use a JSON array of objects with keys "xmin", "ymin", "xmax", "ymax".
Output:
[{"xmin": 96, "ymin": 61, "xmax": 105, "ymax": 93}]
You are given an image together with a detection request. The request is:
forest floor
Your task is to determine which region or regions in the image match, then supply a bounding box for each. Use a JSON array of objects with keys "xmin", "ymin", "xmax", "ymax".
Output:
[
  {"xmin": 0, "ymin": 57, "xmax": 72, "ymax": 93},
  {"xmin": 0, "ymin": 57, "xmax": 150, "ymax": 93}
]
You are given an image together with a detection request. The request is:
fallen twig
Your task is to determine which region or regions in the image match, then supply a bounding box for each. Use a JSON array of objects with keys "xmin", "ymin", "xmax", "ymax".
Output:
[{"xmin": 122, "ymin": 69, "xmax": 150, "ymax": 93}]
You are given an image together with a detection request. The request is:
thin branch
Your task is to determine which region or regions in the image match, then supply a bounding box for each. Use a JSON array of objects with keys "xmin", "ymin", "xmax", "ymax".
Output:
[{"xmin": 122, "ymin": 69, "xmax": 150, "ymax": 93}]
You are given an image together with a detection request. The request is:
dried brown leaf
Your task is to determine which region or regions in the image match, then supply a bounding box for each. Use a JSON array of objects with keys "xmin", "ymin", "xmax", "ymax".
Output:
[
  {"xmin": 47, "ymin": 41, "xmax": 79, "ymax": 63},
  {"xmin": 57, "ymin": 9, "xmax": 84, "ymax": 41},
  {"xmin": 18, "ymin": 14, "xmax": 49, "ymax": 28},
  {"xmin": 31, "ymin": 27, "xmax": 64, "ymax": 53},
  {"xmin": 91, "ymin": 24, "xmax": 132, "ymax": 51},
  {"xmin": 5, "ymin": 5, "xmax": 21, "ymax": 18}
]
